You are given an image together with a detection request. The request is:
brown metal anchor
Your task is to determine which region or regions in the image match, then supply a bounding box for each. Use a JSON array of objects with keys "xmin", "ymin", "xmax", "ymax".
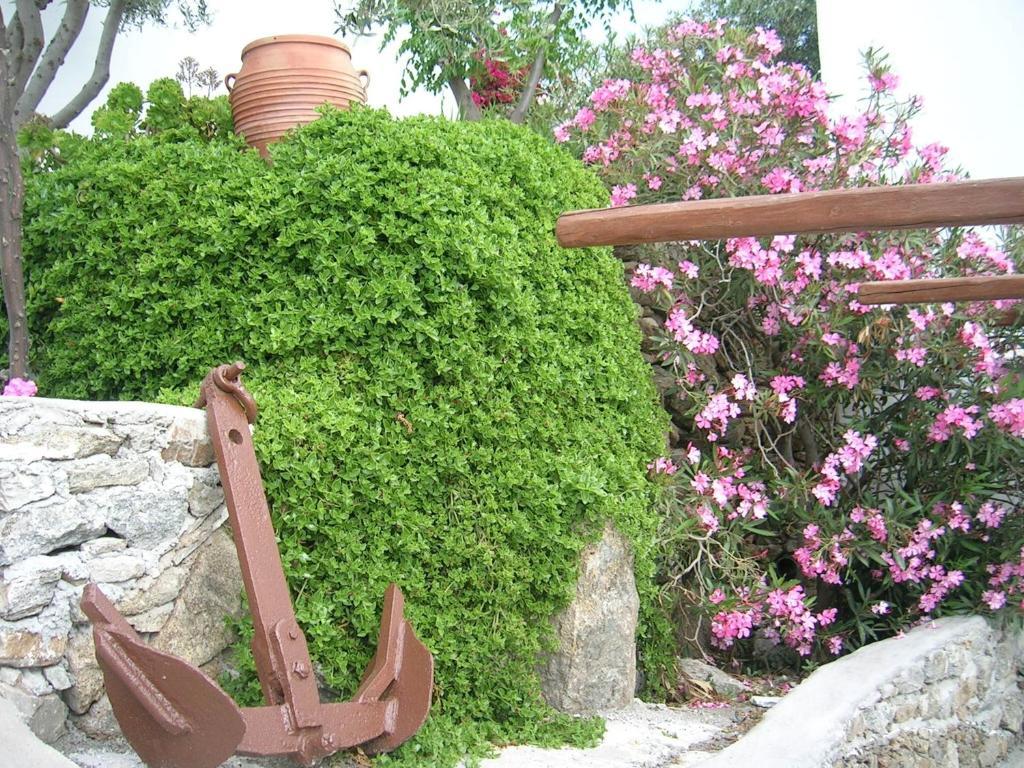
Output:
[{"xmin": 81, "ymin": 362, "xmax": 433, "ymax": 767}]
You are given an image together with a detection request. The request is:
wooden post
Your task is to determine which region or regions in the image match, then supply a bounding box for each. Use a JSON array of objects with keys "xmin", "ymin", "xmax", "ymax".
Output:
[{"xmin": 555, "ymin": 177, "xmax": 1024, "ymax": 248}]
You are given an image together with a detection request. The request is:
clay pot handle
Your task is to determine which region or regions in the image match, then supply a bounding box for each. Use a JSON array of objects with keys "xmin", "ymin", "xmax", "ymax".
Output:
[
  {"xmin": 224, "ymin": 73, "xmax": 238, "ymax": 93},
  {"xmin": 358, "ymin": 69, "xmax": 370, "ymax": 91}
]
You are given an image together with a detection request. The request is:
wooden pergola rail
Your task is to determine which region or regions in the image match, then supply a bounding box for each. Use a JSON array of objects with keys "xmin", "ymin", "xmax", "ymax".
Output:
[
  {"xmin": 555, "ymin": 177, "xmax": 1024, "ymax": 249},
  {"xmin": 555, "ymin": 177, "xmax": 1024, "ymax": 307}
]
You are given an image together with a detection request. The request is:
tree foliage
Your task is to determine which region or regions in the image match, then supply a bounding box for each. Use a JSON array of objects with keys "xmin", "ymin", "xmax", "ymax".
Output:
[
  {"xmin": 334, "ymin": 0, "xmax": 637, "ymax": 122},
  {"xmin": 22, "ymin": 106, "xmax": 673, "ymax": 764}
]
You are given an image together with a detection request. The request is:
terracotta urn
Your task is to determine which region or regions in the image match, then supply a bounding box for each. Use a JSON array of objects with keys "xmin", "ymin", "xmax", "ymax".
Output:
[{"xmin": 226, "ymin": 35, "xmax": 369, "ymax": 156}]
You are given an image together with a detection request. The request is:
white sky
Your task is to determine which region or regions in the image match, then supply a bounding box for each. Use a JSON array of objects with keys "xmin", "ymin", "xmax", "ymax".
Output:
[{"xmin": 7, "ymin": 1, "xmax": 1024, "ymax": 182}]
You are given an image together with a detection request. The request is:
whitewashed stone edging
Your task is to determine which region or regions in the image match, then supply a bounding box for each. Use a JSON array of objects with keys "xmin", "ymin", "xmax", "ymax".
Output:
[
  {"xmin": 697, "ymin": 615, "xmax": 1024, "ymax": 768},
  {"xmin": 0, "ymin": 397, "xmax": 243, "ymax": 743}
]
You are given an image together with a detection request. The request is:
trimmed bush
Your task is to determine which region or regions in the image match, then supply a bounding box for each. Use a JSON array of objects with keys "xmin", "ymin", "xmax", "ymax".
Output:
[{"xmin": 22, "ymin": 108, "xmax": 671, "ymax": 763}]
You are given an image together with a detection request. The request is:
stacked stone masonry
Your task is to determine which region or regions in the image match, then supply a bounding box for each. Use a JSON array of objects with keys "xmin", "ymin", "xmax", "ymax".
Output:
[
  {"xmin": 698, "ymin": 616, "xmax": 1024, "ymax": 768},
  {"xmin": 0, "ymin": 398, "xmax": 242, "ymax": 744},
  {"xmin": 834, "ymin": 617, "xmax": 1024, "ymax": 768}
]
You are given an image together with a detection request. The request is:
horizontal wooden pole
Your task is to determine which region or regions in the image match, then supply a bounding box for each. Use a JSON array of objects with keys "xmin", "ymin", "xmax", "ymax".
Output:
[
  {"xmin": 858, "ymin": 275, "xmax": 1024, "ymax": 305},
  {"xmin": 556, "ymin": 177, "xmax": 1024, "ymax": 248}
]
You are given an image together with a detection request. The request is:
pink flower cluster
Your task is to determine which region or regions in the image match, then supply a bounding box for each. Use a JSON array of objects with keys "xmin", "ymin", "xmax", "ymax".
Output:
[
  {"xmin": 811, "ymin": 431, "xmax": 877, "ymax": 507},
  {"xmin": 990, "ymin": 399, "xmax": 1024, "ymax": 438},
  {"xmin": 3, "ymin": 378, "xmax": 37, "ymax": 397},
  {"xmin": 559, "ymin": 16, "xmax": 1024, "ymax": 660},
  {"xmin": 710, "ymin": 584, "xmax": 842, "ymax": 656},
  {"xmin": 927, "ymin": 404, "xmax": 982, "ymax": 443},
  {"xmin": 631, "ymin": 263, "xmax": 674, "ymax": 292},
  {"xmin": 666, "ymin": 307, "xmax": 719, "ymax": 356}
]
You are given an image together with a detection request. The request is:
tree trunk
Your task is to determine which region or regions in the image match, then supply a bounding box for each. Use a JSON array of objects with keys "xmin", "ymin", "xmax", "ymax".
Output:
[
  {"xmin": 447, "ymin": 77, "xmax": 482, "ymax": 121},
  {"xmin": 0, "ymin": 120, "xmax": 29, "ymax": 380}
]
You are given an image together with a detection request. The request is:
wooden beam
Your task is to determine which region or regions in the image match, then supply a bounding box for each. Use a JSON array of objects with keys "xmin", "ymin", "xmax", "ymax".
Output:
[
  {"xmin": 858, "ymin": 275, "xmax": 1024, "ymax": 305},
  {"xmin": 556, "ymin": 177, "xmax": 1024, "ymax": 248}
]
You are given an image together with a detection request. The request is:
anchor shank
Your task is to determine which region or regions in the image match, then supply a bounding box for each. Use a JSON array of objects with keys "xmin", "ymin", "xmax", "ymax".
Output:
[{"xmin": 201, "ymin": 370, "xmax": 314, "ymax": 708}]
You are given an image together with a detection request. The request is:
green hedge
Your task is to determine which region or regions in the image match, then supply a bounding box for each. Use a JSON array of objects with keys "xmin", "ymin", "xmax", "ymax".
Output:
[{"xmin": 23, "ymin": 108, "xmax": 671, "ymax": 764}]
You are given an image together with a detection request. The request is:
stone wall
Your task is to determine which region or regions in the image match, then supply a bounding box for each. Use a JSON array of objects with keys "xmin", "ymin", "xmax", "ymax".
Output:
[
  {"xmin": 697, "ymin": 616, "xmax": 1024, "ymax": 768},
  {"xmin": 0, "ymin": 398, "xmax": 242, "ymax": 743}
]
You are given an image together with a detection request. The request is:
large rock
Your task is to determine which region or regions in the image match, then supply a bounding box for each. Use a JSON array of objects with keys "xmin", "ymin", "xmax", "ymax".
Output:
[
  {"xmin": 677, "ymin": 657, "xmax": 750, "ymax": 699},
  {"xmin": 0, "ymin": 681, "xmax": 67, "ymax": 743},
  {"xmin": 0, "ymin": 496, "xmax": 106, "ymax": 564},
  {"xmin": 63, "ymin": 628, "xmax": 103, "ymax": 715},
  {"xmin": 66, "ymin": 456, "xmax": 149, "ymax": 494},
  {"xmin": 0, "ymin": 589, "xmax": 73, "ymax": 668},
  {"xmin": 539, "ymin": 521, "xmax": 639, "ymax": 714},
  {"xmin": 0, "ymin": 556, "xmax": 64, "ymax": 620},
  {"xmin": 152, "ymin": 526, "xmax": 243, "ymax": 667},
  {"xmin": 0, "ymin": 465, "xmax": 56, "ymax": 512},
  {"xmin": 0, "ymin": 695, "xmax": 76, "ymax": 766},
  {"xmin": 100, "ymin": 481, "xmax": 192, "ymax": 551}
]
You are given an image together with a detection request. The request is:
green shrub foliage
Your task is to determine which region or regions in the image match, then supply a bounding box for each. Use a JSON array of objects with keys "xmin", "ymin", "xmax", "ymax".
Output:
[{"xmin": 22, "ymin": 108, "xmax": 671, "ymax": 763}]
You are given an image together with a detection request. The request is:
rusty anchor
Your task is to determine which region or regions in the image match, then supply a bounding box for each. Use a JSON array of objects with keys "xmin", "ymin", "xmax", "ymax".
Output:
[{"xmin": 81, "ymin": 362, "xmax": 434, "ymax": 767}]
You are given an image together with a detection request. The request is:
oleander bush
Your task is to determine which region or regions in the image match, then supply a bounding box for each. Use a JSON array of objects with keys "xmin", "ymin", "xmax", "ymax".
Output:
[
  {"xmin": 20, "ymin": 107, "xmax": 671, "ymax": 764},
  {"xmin": 557, "ymin": 18, "xmax": 1024, "ymax": 665}
]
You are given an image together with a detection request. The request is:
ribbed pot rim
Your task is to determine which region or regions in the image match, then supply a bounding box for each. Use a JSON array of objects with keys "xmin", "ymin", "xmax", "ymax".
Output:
[
  {"xmin": 237, "ymin": 118, "xmax": 322, "ymax": 136},
  {"xmin": 229, "ymin": 81, "xmax": 364, "ymax": 99},
  {"xmin": 229, "ymin": 83, "xmax": 365, "ymax": 101},
  {"xmin": 232, "ymin": 99, "xmax": 363, "ymax": 119},
  {"xmin": 234, "ymin": 106, "xmax": 357, "ymax": 128},
  {"xmin": 228, "ymin": 67, "xmax": 363, "ymax": 82},
  {"xmin": 241, "ymin": 34, "xmax": 351, "ymax": 59},
  {"xmin": 231, "ymin": 95, "xmax": 364, "ymax": 114}
]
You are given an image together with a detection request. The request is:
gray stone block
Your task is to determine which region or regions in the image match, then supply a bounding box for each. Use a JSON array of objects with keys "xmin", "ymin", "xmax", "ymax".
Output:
[{"xmin": 539, "ymin": 521, "xmax": 638, "ymax": 715}]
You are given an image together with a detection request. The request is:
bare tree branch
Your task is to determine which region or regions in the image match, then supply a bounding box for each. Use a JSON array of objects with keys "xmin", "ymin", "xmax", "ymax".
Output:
[
  {"xmin": 5, "ymin": 10, "xmax": 24, "ymax": 78},
  {"xmin": 49, "ymin": 0, "xmax": 126, "ymax": 129},
  {"xmin": 10, "ymin": 1, "xmax": 44, "ymax": 100},
  {"xmin": 15, "ymin": 0, "xmax": 88, "ymax": 126},
  {"xmin": 508, "ymin": 2, "xmax": 562, "ymax": 124},
  {"xmin": 447, "ymin": 76, "xmax": 482, "ymax": 120}
]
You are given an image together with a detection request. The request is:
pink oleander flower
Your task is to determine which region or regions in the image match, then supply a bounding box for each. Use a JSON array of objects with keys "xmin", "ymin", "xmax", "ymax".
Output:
[
  {"xmin": 610, "ymin": 183, "xmax": 638, "ymax": 208},
  {"xmin": 868, "ymin": 72, "xmax": 900, "ymax": 92},
  {"xmin": 648, "ymin": 456, "xmax": 678, "ymax": 475},
  {"xmin": 666, "ymin": 308, "xmax": 720, "ymax": 356},
  {"xmin": 695, "ymin": 393, "xmax": 740, "ymax": 441},
  {"xmin": 990, "ymin": 399, "xmax": 1024, "ymax": 437},
  {"xmin": 710, "ymin": 608, "xmax": 755, "ymax": 649},
  {"xmin": 976, "ymin": 502, "xmax": 1007, "ymax": 529},
  {"xmin": 573, "ymin": 106, "xmax": 597, "ymax": 130},
  {"xmin": 927, "ymin": 404, "xmax": 983, "ymax": 443},
  {"xmin": 631, "ymin": 263, "xmax": 674, "ymax": 292},
  {"xmin": 982, "ymin": 590, "xmax": 1006, "ymax": 611},
  {"xmin": 3, "ymin": 378, "xmax": 37, "ymax": 397},
  {"xmin": 731, "ymin": 373, "xmax": 756, "ymax": 401},
  {"xmin": 677, "ymin": 260, "xmax": 700, "ymax": 279},
  {"xmin": 871, "ymin": 601, "xmax": 891, "ymax": 615},
  {"xmin": 590, "ymin": 78, "xmax": 632, "ymax": 111},
  {"xmin": 685, "ymin": 443, "xmax": 701, "ymax": 465}
]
